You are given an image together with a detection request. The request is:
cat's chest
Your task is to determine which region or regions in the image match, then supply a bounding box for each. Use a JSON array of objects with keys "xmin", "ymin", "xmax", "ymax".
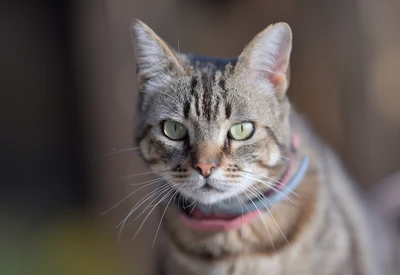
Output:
[
  {"xmin": 163, "ymin": 248, "xmax": 285, "ymax": 275},
  {"xmin": 162, "ymin": 249, "xmax": 352, "ymax": 275},
  {"xmin": 160, "ymin": 203, "xmax": 356, "ymax": 275},
  {"xmin": 161, "ymin": 228, "xmax": 353, "ymax": 275}
]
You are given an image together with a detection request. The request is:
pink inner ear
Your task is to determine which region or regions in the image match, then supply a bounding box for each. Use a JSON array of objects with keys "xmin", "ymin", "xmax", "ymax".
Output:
[
  {"xmin": 269, "ymin": 73, "xmax": 286, "ymax": 88},
  {"xmin": 268, "ymin": 48, "xmax": 290, "ymax": 90},
  {"xmin": 269, "ymin": 72, "xmax": 286, "ymax": 90}
]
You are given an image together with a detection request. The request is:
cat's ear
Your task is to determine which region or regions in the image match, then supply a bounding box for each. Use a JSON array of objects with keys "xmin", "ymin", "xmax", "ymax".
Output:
[
  {"xmin": 239, "ymin": 23, "xmax": 292, "ymax": 97},
  {"xmin": 131, "ymin": 20, "xmax": 183, "ymax": 84}
]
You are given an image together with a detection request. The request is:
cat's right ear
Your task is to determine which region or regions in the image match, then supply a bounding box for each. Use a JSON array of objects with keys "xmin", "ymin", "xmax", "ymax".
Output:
[{"xmin": 131, "ymin": 20, "xmax": 183, "ymax": 85}]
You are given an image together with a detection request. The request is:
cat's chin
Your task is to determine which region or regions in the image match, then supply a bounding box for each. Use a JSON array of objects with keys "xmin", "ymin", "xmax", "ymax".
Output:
[
  {"xmin": 176, "ymin": 187, "xmax": 239, "ymax": 206},
  {"xmin": 176, "ymin": 195, "xmax": 260, "ymax": 232}
]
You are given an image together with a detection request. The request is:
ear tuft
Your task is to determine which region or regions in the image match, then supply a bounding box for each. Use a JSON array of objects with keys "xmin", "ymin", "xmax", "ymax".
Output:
[
  {"xmin": 131, "ymin": 19, "xmax": 182, "ymax": 84},
  {"xmin": 240, "ymin": 22, "xmax": 293, "ymax": 97}
]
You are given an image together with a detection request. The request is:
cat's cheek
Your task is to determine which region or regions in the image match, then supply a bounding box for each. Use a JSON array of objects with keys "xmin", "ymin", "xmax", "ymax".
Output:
[
  {"xmin": 267, "ymin": 145, "xmax": 281, "ymax": 167},
  {"xmin": 139, "ymin": 138, "xmax": 152, "ymax": 161}
]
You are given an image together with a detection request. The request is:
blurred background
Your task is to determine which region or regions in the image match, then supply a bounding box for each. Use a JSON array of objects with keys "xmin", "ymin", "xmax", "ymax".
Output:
[{"xmin": 1, "ymin": 0, "xmax": 399, "ymax": 274}]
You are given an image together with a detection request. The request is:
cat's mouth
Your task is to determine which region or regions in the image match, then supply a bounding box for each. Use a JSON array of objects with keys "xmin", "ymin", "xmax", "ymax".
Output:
[{"xmin": 175, "ymin": 194, "xmax": 261, "ymax": 232}]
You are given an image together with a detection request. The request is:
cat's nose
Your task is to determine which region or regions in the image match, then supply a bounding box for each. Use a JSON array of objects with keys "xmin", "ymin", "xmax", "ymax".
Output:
[{"xmin": 193, "ymin": 162, "xmax": 217, "ymax": 178}]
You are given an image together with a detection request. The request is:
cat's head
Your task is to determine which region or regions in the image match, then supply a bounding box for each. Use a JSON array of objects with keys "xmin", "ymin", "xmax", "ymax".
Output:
[{"xmin": 132, "ymin": 20, "xmax": 293, "ymax": 206}]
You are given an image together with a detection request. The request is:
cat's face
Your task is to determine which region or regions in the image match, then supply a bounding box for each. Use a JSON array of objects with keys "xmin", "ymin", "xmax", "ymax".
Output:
[{"xmin": 132, "ymin": 20, "xmax": 293, "ymax": 205}]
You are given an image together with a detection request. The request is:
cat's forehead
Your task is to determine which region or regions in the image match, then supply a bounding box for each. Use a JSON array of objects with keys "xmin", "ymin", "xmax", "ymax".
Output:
[
  {"xmin": 162, "ymin": 56, "xmax": 277, "ymax": 123},
  {"xmin": 139, "ymin": 54, "xmax": 279, "ymax": 129}
]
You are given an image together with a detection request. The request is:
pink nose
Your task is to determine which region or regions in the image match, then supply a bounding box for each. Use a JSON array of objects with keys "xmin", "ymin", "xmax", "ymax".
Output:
[{"xmin": 193, "ymin": 162, "xmax": 217, "ymax": 178}]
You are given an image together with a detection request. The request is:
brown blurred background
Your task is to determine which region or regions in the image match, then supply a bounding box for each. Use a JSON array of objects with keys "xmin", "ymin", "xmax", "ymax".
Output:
[{"xmin": 1, "ymin": 0, "xmax": 399, "ymax": 274}]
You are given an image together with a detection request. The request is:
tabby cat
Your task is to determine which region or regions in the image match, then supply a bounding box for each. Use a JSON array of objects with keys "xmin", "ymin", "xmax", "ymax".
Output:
[{"xmin": 131, "ymin": 20, "xmax": 399, "ymax": 275}]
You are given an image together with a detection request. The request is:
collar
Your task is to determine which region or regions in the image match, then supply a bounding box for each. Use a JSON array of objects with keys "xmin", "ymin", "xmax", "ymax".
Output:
[{"xmin": 178, "ymin": 134, "xmax": 309, "ymax": 232}]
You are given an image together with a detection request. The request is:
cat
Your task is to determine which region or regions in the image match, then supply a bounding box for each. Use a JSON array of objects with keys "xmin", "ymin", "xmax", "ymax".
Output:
[{"xmin": 131, "ymin": 19, "xmax": 399, "ymax": 275}]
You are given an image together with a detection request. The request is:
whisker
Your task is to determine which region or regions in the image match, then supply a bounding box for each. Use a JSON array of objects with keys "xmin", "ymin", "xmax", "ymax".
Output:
[
  {"xmin": 117, "ymin": 183, "xmax": 172, "ymax": 226},
  {"xmin": 188, "ymin": 200, "xmax": 198, "ymax": 216},
  {"xmin": 101, "ymin": 177, "xmax": 166, "ymax": 215},
  {"xmin": 245, "ymin": 171, "xmax": 301, "ymax": 198},
  {"xmin": 241, "ymin": 174, "xmax": 299, "ymax": 206},
  {"xmin": 118, "ymin": 171, "xmax": 157, "ymax": 180},
  {"xmin": 93, "ymin": 147, "xmax": 141, "ymax": 162},
  {"xmin": 242, "ymin": 170, "xmax": 282, "ymax": 187},
  {"xmin": 182, "ymin": 198, "xmax": 197, "ymax": 209},
  {"xmin": 117, "ymin": 184, "xmax": 173, "ymax": 242},
  {"xmin": 121, "ymin": 183, "xmax": 174, "ymax": 226},
  {"xmin": 152, "ymin": 184, "xmax": 185, "ymax": 247},
  {"xmin": 129, "ymin": 174, "xmax": 170, "ymax": 186},
  {"xmin": 247, "ymin": 185, "xmax": 290, "ymax": 246},
  {"xmin": 176, "ymin": 39, "xmax": 184, "ymax": 68},
  {"xmin": 219, "ymin": 199, "xmax": 230, "ymax": 207},
  {"xmin": 235, "ymin": 193, "xmax": 245, "ymax": 239},
  {"xmin": 132, "ymin": 188, "xmax": 175, "ymax": 241},
  {"xmin": 239, "ymin": 186, "xmax": 275, "ymax": 250},
  {"xmin": 278, "ymin": 154, "xmax": 299, "ymax": 164}
]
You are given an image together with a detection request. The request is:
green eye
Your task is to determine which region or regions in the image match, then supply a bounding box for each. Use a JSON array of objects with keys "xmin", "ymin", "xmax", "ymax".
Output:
[
  {"xmin": 163, "ymin": 120, "xmax": 188, "ymax": 140},
  {"xmin": 229, "ymin": 122, "xmax": 254, "ymax": 140}
]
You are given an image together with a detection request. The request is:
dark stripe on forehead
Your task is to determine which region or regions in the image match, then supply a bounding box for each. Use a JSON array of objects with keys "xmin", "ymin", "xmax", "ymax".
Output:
[
  {"xmin": 213, "ymin": 95, "xmax": 220, "ymax": 120},
  {"xmin": 218, "ymin": 79, "xmax": 228, "ymax": 99},
  {"xmin": 190, "ymin": 75, "xmax": 201, "ymax": 116},
  {"xmin": 225, "ymin": 103, "xmax": 231, "ymax": 119},
  {"xmin": 219, "ymin": 78, "xmax": 231, "ymax": 119},
  {"xmin": 201, "ymin": 73, "xmax": 213, "ymax": 121},
  {"xmin": 183, "ymin": 100, "xmax": 190, "ymax": 118},
  {"xmin": 190, "ymin": 76, "xmax": 197, "ymax": 95},
  {"xmin": 194, "ymin": 92, "xmax": 200, "ymax": 116}
]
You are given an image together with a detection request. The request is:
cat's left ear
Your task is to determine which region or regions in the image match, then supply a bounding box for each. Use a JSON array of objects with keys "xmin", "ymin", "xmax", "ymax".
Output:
[
  {"xmin": 239, "ymin": 23, "xmax": 292, "ymax": 98},
  {"xmin": 131, "ymin": 19, "xmax": 183, "ymax": 85}
]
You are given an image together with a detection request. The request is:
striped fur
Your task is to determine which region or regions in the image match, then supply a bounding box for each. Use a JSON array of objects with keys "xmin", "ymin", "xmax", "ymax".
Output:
[{"xmin": 131, "ymin": 20, "xmax": 399, "ymax": 275}]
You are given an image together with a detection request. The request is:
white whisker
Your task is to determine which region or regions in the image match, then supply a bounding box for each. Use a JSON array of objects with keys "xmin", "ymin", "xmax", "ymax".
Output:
[
  {"xmin": 239, "ymin": 186, "xmax": 275, "ymax": 250},
  {"xmin": 235, "ymin": 194, "xmax": 245, "ymax": 239},
  {"xmin": 152, "ymin": 184, "xmax": 185, "ymax": 247},
  {"xmin": 93, "ymin": 147, "xmax": 141, "ymax": 161},
  {"xmin": 241, "ymin": 174, "xmax": 299, "ymax": 206},
  {"xmin": 116, "ymin": 184, "xmax": 173, "ymax": 241},
  {"xmin": 118, "ymin": 183, "xmax": 172, "ymax": 226},
  {"xmin": 128, "ymin": 174, "xmax": 170, "ymax": 186},
  {"xmin": 118, "ymin": 171, "xmax": 157, "ymax": 180},
  {"xmin": 247, "ymin": 185, "xmax": 290, "ymax": 246},
  {"xmin": 278, "ymin": 155, "xmax": 299, "ymax": 164},
  {"xmin": 101, "ymin": 177, "xmax": 166, "ymax": 215},
  {"xmin": 132, "ymin": 188, "xmax": 175, "ymax": 241},
  {"xmin": 126, "ymin": 184, "xmax": 174, "ymax": 224},
  {"xmin": 188, "ymin": 200, "xmax": 198, "ymax": 216},
  {"xmin": 182, "ymin": 198, "xmax": 197, "ymax": 209}
]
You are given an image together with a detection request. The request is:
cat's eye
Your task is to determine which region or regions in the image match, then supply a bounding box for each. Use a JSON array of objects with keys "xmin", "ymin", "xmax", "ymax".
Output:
[
  {"xmin": 163, "ymin": 120, "xmax": 188, "ymax": 140},
  {"xmin": 229, "ymin": 122, "xmax": 254, "ymax": 140}
]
